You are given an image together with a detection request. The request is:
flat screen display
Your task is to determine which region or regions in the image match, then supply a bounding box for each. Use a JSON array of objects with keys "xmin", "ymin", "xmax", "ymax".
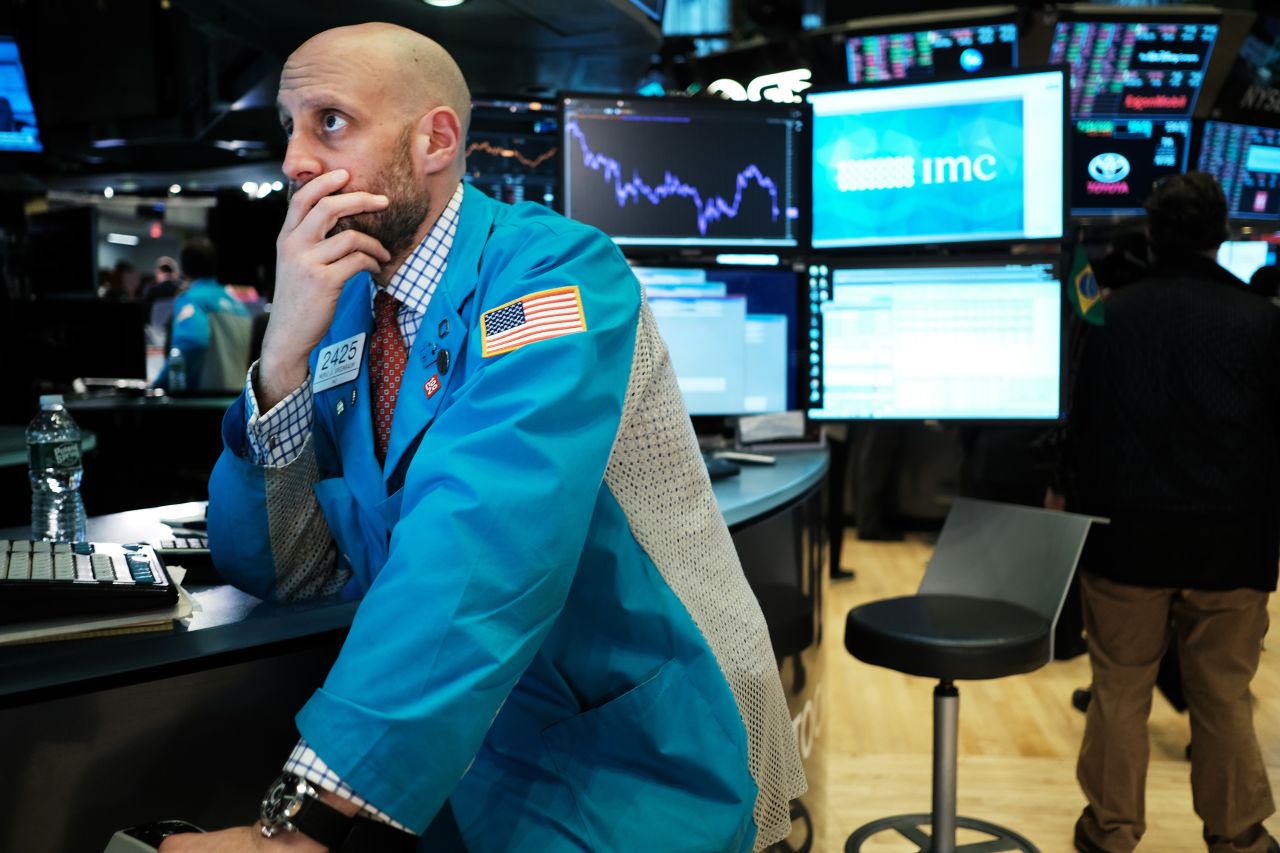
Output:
[
  {"xmin": 1217, "ymin": 240, "xmax": 1276, "ymax": 282},
  {"xmin": 1071, "ymin": 118, "xmax": 1190, "ymax": 215},
  {"xmin": 1048, "ymin": 17, "xmax": 1219, "ymax": 117},
  {"xmin": 846, "ymin": 21, "xmax": 1018, "ymax": 85},
  {"xmin": 808, "ymin": 69, "xmax": 1065, "ymax": 249},
  {"xmin": 560, "ymin": 94, "xmax": 805, "ymax": 249},
  {"xmin": 465, "ymin": 98, "xmax": 558, "ymax": 208},
  {"xmin": 631, "ymin": 265, "xmax": 798, "ymax": 415},
  {"xmin": 0, "ymin": 36, "xmax": 41, "ymax": 153},
  {"xmin": 806, "ymin": 260, "xmax": 1062, "ymax": 420},
  {"xmin": 1197, "ymin": 120, "xmax": 1280, "ymax": 221}
]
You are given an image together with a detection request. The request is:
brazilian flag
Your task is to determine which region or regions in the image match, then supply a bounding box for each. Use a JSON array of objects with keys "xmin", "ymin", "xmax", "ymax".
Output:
[{"xmin": 1068, "ymin": 244, "xmax": 1104, "ymax": 326}]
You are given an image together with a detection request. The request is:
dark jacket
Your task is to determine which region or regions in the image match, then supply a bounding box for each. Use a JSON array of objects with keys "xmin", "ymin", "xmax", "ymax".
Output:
[{"xmin": 1065, "ymin": 253, "xmax": 1280, "ymax": 591}]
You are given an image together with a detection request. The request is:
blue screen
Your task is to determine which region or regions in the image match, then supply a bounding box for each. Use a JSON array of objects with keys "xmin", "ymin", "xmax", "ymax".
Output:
[
  {"xmin": 807, "ymin": 261, "xmax": 1063, "ymax": 420},
  {"xmin": 808, "ymin": 70, "xmax": 1065, "ymax": 249},
  {"xmin": 631, "ymin": 265, "xmax": 797, "ymax": 415},
  {"xmin": 0, "ymin": 37, "xmax": 41, "ymax": 153}
]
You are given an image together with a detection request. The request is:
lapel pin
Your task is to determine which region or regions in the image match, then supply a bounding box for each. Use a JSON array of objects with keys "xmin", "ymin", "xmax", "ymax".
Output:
[
  {"xmin": 438, "ymin": 319, "xmax": 449, "ymax": 338},
  {"xmin": 437, "ymin": 348, "xmax": 451, "ymax": 375},
  {"xmin": 351, "ymin": 388, "xmax": 357, "ymax": 405},
  {"xmin": 336, "ymin": 399, "xmax": 345, "ymax": 415}
]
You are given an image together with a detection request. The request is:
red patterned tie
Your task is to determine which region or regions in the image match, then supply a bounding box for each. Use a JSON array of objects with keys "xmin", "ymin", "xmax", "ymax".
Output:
[{"xmin": 369, "ymin": 290, "xmax": 406, "ymax": 466}]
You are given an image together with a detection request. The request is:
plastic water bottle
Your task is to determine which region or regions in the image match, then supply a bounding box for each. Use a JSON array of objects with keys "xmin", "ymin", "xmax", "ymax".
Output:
[
  {"xmin": 27, "ymin": 394, "xmax": 87, "ymax": 542},
  {"xmin": 167, "ymin": 347, "xmax": 187, "ymax": 392}
]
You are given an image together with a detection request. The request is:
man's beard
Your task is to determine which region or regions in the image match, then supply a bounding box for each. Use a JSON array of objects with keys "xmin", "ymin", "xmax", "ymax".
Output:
[{"xmin": 318, "ymin": 130, "xmax": 432, "ymax": 264}]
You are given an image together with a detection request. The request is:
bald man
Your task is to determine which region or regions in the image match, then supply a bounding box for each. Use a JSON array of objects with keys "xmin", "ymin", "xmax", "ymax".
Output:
[{"xmin": 164, "ymin": 23, "xmax": 804, "ymax": 853}]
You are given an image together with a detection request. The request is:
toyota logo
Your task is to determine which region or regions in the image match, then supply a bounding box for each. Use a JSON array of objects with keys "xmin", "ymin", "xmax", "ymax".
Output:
[{"xmin": 1088, "ymin": 153, "xmax": 1131, "ymax": 183}]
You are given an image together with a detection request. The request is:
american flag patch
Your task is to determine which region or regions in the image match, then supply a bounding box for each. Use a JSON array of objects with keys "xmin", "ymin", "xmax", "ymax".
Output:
[{"xmin": 481, "ymin": 286, "xmax": 587, "ymax": 357}]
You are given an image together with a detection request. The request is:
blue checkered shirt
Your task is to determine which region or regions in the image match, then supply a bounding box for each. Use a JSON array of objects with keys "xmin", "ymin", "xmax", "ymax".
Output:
[
  {"xmin": 242, "ymin": 182, "xmax": 462, "ymax": 829},
  {"xmin": 245, "ymin": 181, "xmax": 463, "ymax": 466}
]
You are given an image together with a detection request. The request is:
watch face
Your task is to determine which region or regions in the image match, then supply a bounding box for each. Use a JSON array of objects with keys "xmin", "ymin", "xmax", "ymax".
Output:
[{"xmin": 261, "ymin": 773, "xmax": 306, "ymax": 833}]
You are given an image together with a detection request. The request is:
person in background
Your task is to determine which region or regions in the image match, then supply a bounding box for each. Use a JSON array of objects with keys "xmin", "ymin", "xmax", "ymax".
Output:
[
  {"xmin": 160, "ymin": 22, "xmax": 803, "ymax": 853},
  {"xmin": 1062, "ymin": 172, "xmax": 1280, "ymax": 853},
  {"xmin": 154, "ymin": 239, "xmax": 251, "ymax": 393},
  {"xmin": 1249, "ymin": 263, "xmax": 1280, "ymax": 306},
  {"xmin": 142, "ymin": 255, "xmax": 185, "ymax": 333}
]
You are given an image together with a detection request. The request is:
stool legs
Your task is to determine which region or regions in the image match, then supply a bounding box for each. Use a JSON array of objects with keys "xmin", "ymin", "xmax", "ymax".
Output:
[
  {"xmin": 844, "ymin": 678, "xmax": 1040, "ymax": 852},
  {"xmin": 933, "ymin": 680, "xmax": 959, "ymax": 853}
]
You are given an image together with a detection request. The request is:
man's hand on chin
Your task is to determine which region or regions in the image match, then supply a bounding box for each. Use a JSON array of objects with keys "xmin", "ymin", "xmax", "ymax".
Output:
[{"xmin": 158, "ymin": 824, "xmax": 326, "ymax": 852}]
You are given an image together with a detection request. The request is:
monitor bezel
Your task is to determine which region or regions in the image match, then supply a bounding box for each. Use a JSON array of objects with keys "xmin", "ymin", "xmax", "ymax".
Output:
[
  {"xmin": 804, "ymin": 252, "xmax": 1067, "ymax": 424},
  {"xmin": 1048, "ymin": 10, "xmax": 1223, "ymax": 121},
  {"xmin": 627, "ymin": 258, "xmax": 807, "ymax": 420},
  {"xmin": 840, "ymin": 12, "xmax": 1021, "ymax": 86},
  {"xmin": 1191, "ymin": 117, "xmax": 1280, "ymax": 225},
  {"xmin": 805, "ymin": 65, "xmax": 1070, "ymax": 253},
  {"xmin": 557, "ymin": 91, "xmax": 811, "ymax": 256}
]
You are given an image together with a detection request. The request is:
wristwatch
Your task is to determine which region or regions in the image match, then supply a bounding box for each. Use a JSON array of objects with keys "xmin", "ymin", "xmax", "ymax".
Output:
[{"xmin": 259, "ymin": 772, "xmax": 354, "ymax": 848}]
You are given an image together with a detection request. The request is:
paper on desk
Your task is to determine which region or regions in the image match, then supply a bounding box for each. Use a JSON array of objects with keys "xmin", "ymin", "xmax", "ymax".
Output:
[
  {"xmin": 0, "ymin": 568, "xmax": 193, "ymax": 646},
  {"xmin": 737, "ymin": 411, "xmax": 807, "ymax": 444}
]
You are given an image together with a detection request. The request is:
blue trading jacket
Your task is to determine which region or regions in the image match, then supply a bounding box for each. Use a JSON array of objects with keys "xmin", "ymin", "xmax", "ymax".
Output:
[{"xmin": 208, "ymin": 185, "xmax": 804, "ymax": 851}]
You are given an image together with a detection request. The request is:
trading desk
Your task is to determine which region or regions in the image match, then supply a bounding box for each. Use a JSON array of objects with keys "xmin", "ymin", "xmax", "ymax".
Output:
[{"xmin": 0, "ymin": 451, "xmax": 828, "ymax": 853}]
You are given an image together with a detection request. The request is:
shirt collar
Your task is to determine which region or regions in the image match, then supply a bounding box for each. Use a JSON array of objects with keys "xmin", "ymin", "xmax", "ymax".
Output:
[{"xmin": 372, "ymin": 181, "xmax": 464, "ymax": 314}]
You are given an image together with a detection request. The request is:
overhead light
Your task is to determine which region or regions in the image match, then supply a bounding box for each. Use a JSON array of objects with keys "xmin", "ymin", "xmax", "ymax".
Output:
[
  {"xmin": 271, "ymin": 180, "xmax": 284, "ymax": 192},
  {"xmin": 423, "ymin": 0, "xmax": 467, "ymax": 6},
  {"xmin": 169, "ymin": 184, "xmax": 181, "ymax": 194},
  {"xmin": 106, "ymin": 233, "xmax": 140, "ymax": 246},
  {"xmin": 92, "ymin": 138, "xmax": 128, "ymax": 149},
  {"xmin": 242, "ymin": 181, "xmax": 258, "ymax": 196},
  {"xmin": 103, "ymin": 187, "xmax": 114, "ymax": 199},
  {"xmin": 256, "ymin": 183, "xmax": 273, "ymax": 199}
]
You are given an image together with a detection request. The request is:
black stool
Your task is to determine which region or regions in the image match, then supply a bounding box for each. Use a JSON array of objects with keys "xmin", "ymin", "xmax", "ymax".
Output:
[{"xmin": 842, "ymin": 498, "xmax": 1100, "ymax": 853}]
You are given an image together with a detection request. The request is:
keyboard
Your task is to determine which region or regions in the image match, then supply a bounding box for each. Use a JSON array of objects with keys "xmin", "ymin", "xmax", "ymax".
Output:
[
  {"xmin": 0, "ymin": 540, "xmax": 177, "ymax": 625},
  {"xmin": 152, "ymin": 536, "xmax": 220, "ymax": 584}
]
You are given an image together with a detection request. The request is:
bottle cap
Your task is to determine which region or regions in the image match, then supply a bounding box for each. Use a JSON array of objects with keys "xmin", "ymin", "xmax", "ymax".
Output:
[{"xmin": 39, "ymin": 394, "xmax": 64, "ymax": 408}]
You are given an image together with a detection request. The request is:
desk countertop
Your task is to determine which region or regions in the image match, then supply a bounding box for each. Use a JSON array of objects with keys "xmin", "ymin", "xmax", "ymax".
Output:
[{"xmin": 0, "ymin": 450, "xmax": 827, "ymax": 705}]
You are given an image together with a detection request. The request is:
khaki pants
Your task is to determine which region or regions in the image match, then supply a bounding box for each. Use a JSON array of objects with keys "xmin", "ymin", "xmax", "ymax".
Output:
[{"xmin": 1076, "ymin": 572, "xmax": 1274, "ymax": 852}]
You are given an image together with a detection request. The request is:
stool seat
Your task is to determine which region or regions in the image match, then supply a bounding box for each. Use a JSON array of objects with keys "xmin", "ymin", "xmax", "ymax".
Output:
[{"xmin": 845, "ymin": 594, "xmax": 1050, "ymax": 681}]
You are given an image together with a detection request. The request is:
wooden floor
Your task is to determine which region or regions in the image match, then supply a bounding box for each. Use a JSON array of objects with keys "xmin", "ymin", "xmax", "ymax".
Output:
[{"xmin": 818, "ymin": 531, "xmax": 1280, "ymax": 853}]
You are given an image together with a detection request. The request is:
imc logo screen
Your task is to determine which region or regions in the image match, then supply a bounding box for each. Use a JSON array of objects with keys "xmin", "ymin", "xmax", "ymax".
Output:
[{"xmin": 812, "ymin": 99, "xmax": 1025, "ymax": 246}]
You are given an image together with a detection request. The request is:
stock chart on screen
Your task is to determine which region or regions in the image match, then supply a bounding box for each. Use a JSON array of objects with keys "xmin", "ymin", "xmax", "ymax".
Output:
[
  {"xmin": 1049, "ymin": 18, "xmax": 1219, "ymax": 117},
  {"xmin": 464, "ymin": 99, "xmax": 558, "ymax": 207},
  {"xmin": 846, "ymin": 21, "xmax": 1018, "ymax": 84},
  {"xmin": 560, "ymin": 95, "xmax": 805, "ymax": 249}
]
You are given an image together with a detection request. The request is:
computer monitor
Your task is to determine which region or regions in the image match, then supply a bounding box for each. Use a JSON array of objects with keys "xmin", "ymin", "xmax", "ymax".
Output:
[
  {"xmin": 806, "ymin": 259, "xmax": 1063, "ymax": 421},
  {"xmin": 630, "ymin": 264, "xmax": 798, "ymax": 416},
  {"xmin": 1197, "ymin": 120, "xmax": 1280, "ymax": 221},
  {"xmin": 465, "ymin": 98, "xmax": 558, "ymax": 208},
  {"xmin": 1217, "ymin": 240, "xmax": 1276, "ymax": 283},
  {"xmin": 1048, "ymin": 15, "xmax": 1219, "ymax": 118},
  {"xmin": 0, "ymin": 36, "xmax": 41, "ymax": 153},
  {"xmin": 560, "ymin": 94, "xmax": 805, "ymax": 250},
  {"xmin": 845, "ymin": 19, "xmax": 1018, "ymax": 85},
  {"xmin": 1070, "ymin": 118, "xmax": 1190, "ymax": 216},
  {"xmin": 808, "ymin": 68, "xmax": 1065, "ymax": 250}
]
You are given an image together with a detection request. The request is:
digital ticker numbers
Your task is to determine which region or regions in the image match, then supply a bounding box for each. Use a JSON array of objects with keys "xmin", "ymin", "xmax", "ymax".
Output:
[
  {"xmin": 560, "ymin": 96, "xmax": 804, "ymax": 249},
  {"xmin": 1049, "ymin": 19, "xmax": 1219, "ymax": 117},
  {"xmin": 846, "ymin": 23, "xmax": 1018, "ymax": 85}
]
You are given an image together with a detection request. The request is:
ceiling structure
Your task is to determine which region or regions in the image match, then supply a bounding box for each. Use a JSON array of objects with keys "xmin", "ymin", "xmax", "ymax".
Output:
[{"xmin": 7, "ymin": 0, "xmax": 663, "ymax": 192}]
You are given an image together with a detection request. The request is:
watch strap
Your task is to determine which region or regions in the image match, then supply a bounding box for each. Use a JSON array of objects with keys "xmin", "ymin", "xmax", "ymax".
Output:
[
  {"xmin": 342, "ymin": 816, "xmax": 420, "ymax": 853},
  {"xmin": 289, "ymin": 794, "xmax": 355, "ymax": 850}
]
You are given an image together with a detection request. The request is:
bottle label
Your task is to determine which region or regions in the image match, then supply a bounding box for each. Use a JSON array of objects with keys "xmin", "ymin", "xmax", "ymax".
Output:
[{"xmin": 30, "ymin": 440, "xmax": 81, "ymax": 471}]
